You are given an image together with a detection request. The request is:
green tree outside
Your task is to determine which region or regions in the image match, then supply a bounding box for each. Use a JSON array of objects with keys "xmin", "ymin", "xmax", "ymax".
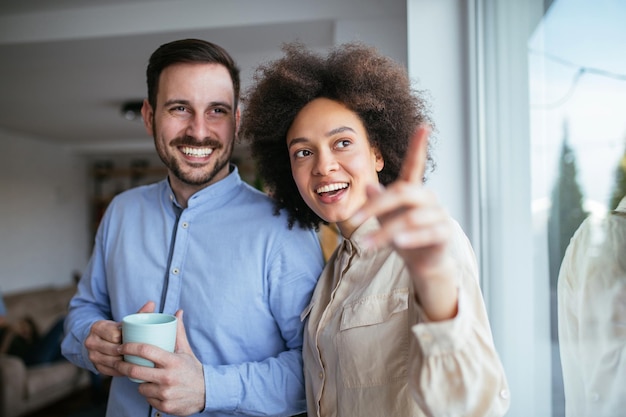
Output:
[
  {"xmin": 547, "ymin": 122, "xmax": 588, "ymax": 290},
  {"xmin": 608, "ymin": 140, "xmax": 626, "ymax": 210}
]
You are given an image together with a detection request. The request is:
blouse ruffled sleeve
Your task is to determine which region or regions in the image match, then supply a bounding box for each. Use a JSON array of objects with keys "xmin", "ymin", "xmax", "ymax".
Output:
[{"xmin": 408, "ymin": 220, "xmax": 510, "ymax": 417}]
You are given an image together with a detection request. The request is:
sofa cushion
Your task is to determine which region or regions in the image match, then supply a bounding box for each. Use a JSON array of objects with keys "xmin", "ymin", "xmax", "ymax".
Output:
[
  {"xmin": 4, "ymin": 284, "xmax": 77, "ymax": 334},
  {"xmin": 25, "ymin": 361, "xmax": 84, "ymax": 399},
  {"xmin": 0, "ymin": 283, "xmax": 92, "ymax": 417}
]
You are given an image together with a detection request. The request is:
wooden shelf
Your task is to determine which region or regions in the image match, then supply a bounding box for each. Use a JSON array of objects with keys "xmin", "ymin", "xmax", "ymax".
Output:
[{"xmin": 90, "ymin": 159, "xmax": 167, "ymax": 239}]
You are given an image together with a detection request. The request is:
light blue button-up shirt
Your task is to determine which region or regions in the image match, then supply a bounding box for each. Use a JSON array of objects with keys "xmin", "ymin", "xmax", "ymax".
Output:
[{"xmin": 61, "ymin": 166, "xmax": 324, "ymax": 417}]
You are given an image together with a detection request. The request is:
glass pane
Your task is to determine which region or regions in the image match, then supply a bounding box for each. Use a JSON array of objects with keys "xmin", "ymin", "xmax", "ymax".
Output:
[{"xmin": 529, "ymin": 1, "xmax": 626, "ymax": 415}]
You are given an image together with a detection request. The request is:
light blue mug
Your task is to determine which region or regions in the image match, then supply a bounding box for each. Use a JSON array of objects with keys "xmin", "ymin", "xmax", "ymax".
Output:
[{"xmin": 121, "ymin": 312, "xmax": 177, "ymax": 383}]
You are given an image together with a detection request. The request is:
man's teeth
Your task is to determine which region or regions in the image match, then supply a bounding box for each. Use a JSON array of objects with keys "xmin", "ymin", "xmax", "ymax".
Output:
[
  {"xmin": 181, "ymin": 147, "xmax": 213, "ymax": 157},
  {"xmin": 316, "ymin": 183, "xmax": 348, "ymax": 194}
]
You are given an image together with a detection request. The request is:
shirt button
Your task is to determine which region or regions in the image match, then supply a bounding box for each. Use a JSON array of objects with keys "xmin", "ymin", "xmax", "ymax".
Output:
[
  {"xmin": 589, "ymin": 392, "xmax": 600, "ymax": 402},
  {"xmin": 181, "ymin": 222, "xmax": 188, "ymax": 229},
  {"xmin": 319, "ymin": 372, "xmax": 323, "ymax": 379},
  {"xmin": 500, "ymin": 389, "xmax": 510, "ymax": 399},
  {"xmin": 172, "ymin": 268, "xmax": 180, "ymax": 275},
  {"xmin": 421, "ymin": 332, "xmax": 433, "ymax": 343},
  {"xmin": 155, "ymin": 413, "xmax": 162, "ymax": 417}
]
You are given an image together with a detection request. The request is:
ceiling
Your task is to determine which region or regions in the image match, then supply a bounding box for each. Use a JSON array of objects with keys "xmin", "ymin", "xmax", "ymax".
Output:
[{"xmin": 0, "ymin": 0, "xmax": 404, "ymax": 154}]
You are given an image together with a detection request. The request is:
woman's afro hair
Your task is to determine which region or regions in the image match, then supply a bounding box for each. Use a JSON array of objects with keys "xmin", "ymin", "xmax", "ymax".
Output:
[{"xmin": 241, "ymin": 41, "xmax": 435, "ymax": 230}]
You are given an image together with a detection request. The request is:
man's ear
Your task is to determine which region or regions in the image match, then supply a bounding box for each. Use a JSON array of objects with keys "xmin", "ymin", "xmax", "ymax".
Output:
[
  {"xmin": 141, "ymin": 99, "xmax": 154, "ymax": 135},
  {"xmin": 234, "ymin": 107, "xmax": 241, "ymax": 136}
]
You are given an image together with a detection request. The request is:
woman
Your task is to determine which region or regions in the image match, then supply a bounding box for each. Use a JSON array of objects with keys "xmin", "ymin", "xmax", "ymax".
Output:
[
  {"xmin": 558, "ymin": 195, "xmax": 626, "ymax": 417},
  {"xmin": 241, "ymin": 42, "xmax": 510, "ymax": 417}
]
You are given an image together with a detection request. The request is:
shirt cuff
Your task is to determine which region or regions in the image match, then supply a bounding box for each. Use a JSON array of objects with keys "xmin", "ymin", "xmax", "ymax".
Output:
[
  {"xmin": 75, "ymin": 323, "xmax": 99, "ymax": 373},
  {"xmin": 203, "ymin": 364, "xmax": 241, "ymax": 413},
  {"xmin": 411, "ymin": 289, "xmax": 470, "ymax": 356}
]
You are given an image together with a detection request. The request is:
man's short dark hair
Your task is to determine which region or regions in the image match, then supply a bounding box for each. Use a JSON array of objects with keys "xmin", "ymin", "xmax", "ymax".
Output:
[{"xmin": 146, "ymin": 38, "xmax": 241, "ymax": 109}]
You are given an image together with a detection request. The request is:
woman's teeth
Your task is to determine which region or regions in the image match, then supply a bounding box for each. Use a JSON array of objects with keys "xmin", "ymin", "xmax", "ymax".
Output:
[{"xmin": 316, "ymin": 183, "xmax": 348, "ymax": 194}]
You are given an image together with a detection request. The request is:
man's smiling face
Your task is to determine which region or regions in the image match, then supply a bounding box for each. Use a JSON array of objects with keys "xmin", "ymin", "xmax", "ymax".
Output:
[{"xmin": 142, "ymin": 62, "xmax": 239, "ymax": 195}]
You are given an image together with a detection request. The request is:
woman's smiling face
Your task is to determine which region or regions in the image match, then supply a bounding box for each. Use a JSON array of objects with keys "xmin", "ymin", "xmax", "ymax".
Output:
[{"xmin": 286, "ymin": 97, "xmax": 384, "ymax": 236}]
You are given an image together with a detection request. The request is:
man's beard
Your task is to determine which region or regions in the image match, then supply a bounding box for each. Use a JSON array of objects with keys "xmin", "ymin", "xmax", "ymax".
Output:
[{"xmin": 156, "ymin": 133, "xmax": 235, "ymax": 187}]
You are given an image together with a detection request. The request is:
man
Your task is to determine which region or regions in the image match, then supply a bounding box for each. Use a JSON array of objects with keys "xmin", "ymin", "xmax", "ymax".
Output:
[{"xmin": 61, "ymin": 39, "xmax": 323, "ymax": 417}]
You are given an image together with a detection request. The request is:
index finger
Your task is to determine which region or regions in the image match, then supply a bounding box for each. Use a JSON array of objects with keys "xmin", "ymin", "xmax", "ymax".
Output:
[
  {"xmin": 399, "ymin": 125, "xmax": 430, "ymax": 184},
  {"xmin": 91, "ymin": 319, "xmax": 122, "ymax": 344},
  {"xmin": 122, "ymin": 342, "xmax": 176, "ymax": 371}
]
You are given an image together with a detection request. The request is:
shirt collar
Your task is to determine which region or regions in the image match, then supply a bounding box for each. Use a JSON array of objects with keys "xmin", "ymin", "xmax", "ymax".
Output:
[
  {"xmin": 342, "ymin": 217, "xmax": 381, "ymax": 256},
  {"xmin": 162, "ymin": 164, "xmax": 243, "ymax": 210}
]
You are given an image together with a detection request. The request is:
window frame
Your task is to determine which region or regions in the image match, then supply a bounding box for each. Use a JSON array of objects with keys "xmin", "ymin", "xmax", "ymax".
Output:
[{"xmin": 469, "ymin": 1, "xmax": 553, "ymax": 416}]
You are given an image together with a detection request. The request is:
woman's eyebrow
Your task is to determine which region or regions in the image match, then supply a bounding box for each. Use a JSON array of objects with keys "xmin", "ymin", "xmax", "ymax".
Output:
[
  {"xmin": 287, "ymin": 126, "xmax": 356, "ymax": 149},
  {"xmin": 326, "ymin": 126, "xmax": 356, "ymax": 137},
  {"xmin": 287, "ymin": 137, "xmax": 308, "ymax": 149}
]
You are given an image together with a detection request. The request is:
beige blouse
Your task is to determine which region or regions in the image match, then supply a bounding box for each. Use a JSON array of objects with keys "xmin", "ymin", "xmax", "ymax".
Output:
[
  {"xmin": 302, "ymin": 217, "xmax": 510, "ymax": 417},
  {"xmin": 558, "ymin": 197, "xmax": 626, "ymax": 417}
]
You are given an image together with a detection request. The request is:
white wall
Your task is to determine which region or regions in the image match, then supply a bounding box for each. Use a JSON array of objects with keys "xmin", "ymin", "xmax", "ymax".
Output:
[
  {"xmin": 334, "ymin": 16, "xmax": 408, "ymax": 67},
  {"xmin": 407, "ymin": 0, "xmax": 470, "ymax": 235},
  {"xmin": 0, "ymin": 128, "xmax": 89, "ymax": 294},
  {"xmin": 0, "ymin": 0, "xmax": 409, "ymax": 295},
  {"xmin": 0, "ymin": 0, "xmax": 406, "ymax": 45}
]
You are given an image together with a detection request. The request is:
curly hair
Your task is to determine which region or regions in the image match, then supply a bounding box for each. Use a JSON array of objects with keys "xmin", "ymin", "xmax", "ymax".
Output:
[{"xmin": 241, "ymin": 42, "xmax": 434, "ymax": 230}]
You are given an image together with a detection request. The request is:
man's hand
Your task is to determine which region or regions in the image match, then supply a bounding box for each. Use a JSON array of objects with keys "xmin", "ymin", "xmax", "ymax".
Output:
[
  {"xmin": 85, "ymin": 319, "xmax": 125, "ymax": 376},
  {"xmin": 84, "ymin": 301, "xmax": 155, "ymax": 376},
  {"xmin": 116, "ymin": 309, "xmax": 205, "ymax": 416}
]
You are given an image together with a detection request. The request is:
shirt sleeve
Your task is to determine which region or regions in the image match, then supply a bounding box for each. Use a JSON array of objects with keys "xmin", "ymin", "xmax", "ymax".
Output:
[
  {"xmin": 558, "ymin": 214, "xmax": 626, "ymax": 417},
  {"xmin": 61, "ymin": 220, "xmax": 113, "ymax": 373},
  {"xmin": 408, "ymin": 221, "xmax": 510, "ymax": 417},
  {"xmin": 557, "ymin": 222, "xmax": 585, "ymax": 416},
  {"xmin": 202, "ymin": 227, "xmax": 323, "ymax": 415}
]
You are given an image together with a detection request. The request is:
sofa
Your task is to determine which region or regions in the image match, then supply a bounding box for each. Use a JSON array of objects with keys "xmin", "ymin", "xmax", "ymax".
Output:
[{"xmin": 0, "ymin": 283, "xmax": 91, "ymax": 417}]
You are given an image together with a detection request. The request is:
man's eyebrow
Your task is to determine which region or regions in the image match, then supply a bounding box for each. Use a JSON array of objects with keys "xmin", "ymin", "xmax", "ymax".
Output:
[
  {"xmin": 163, "ymin": 99, "xmax": 191, "ymax": 107},
  {"xmin": 162, "ymin": 99, "xmax": 233, "ymax": 110},
  {"xmin": 208, "ymin": 100, "xmax": 234, "ymax": 110}
]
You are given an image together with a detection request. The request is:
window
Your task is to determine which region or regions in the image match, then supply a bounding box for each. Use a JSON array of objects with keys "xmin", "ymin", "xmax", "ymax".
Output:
[{"xmin": 475, "ymin": 0, "xmax": 626, "ymax": 416}]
